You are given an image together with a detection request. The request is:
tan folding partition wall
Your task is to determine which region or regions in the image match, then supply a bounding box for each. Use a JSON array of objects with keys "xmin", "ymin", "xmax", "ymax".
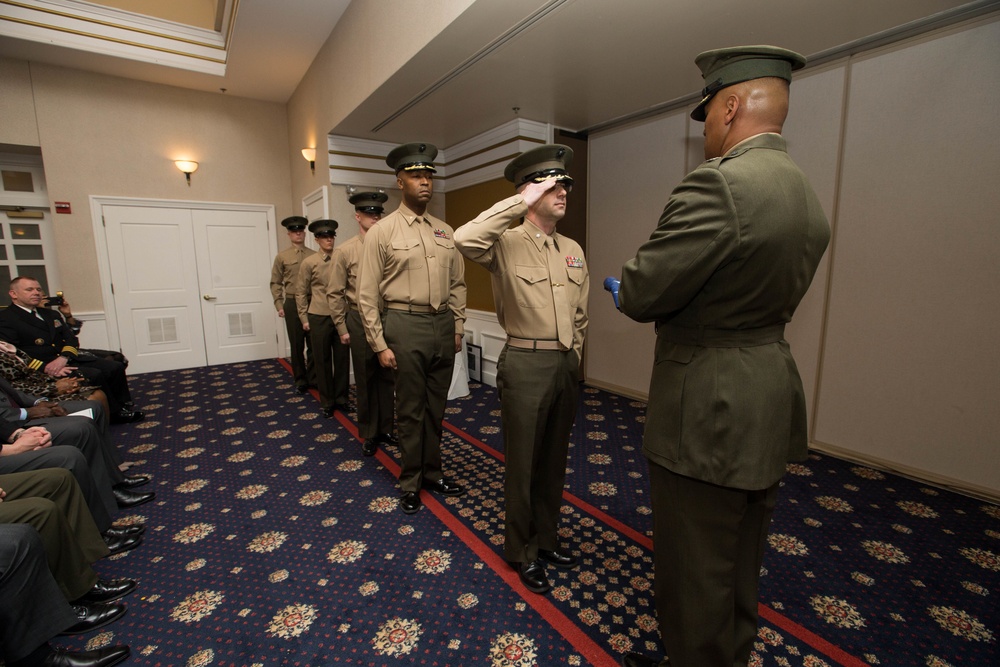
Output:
[{"xmin": 586, "ymin": 14, "xmax": 1000, "ymax": 498}]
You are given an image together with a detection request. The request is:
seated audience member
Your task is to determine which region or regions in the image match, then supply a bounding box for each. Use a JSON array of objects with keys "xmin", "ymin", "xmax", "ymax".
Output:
[
  {"xmin": 0, "ymin": 468, "xmax": 141, "ymax": 600},
  {"xmin": 41, "ymin": 292, "xmax": 129, "ymax": 368},
  {"xmin": 0, "ymin": 523, "xmax": 131, "ymax": 667},
  {"xmin": 0, "ymin": 277, "xmax": 142, "ymax": 423},
  {"xmin": 0, "ymin": 340, "xmax": 111, "ymax": 419},
  {"xmin": 0, "ymin": 425, "xmax": 146, "ymax": 542},
  {"xmin": 0, "ymin": 375, "xmax": 155, "ymax": 509}
]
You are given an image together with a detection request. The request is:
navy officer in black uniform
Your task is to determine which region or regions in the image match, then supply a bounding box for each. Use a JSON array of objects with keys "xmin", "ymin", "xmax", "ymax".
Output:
[{"xmin": 0, "ymin": 277, "xmax": 142, "ymax": 424}]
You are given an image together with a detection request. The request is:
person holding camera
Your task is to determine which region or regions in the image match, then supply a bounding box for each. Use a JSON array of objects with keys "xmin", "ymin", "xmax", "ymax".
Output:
[{"xmin": 0, "ymin": 278, "xmax": 142, "ymax": 424}]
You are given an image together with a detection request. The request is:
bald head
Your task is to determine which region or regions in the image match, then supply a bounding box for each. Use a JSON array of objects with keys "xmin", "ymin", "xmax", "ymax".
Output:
[{"xmin": 702, "ymin": 77, "xmax": 791, "ymax": 160}]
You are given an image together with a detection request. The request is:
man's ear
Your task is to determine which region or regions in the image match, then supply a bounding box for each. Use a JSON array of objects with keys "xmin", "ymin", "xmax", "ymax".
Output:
[
  {"xmin": 396, "ymin": 175, "xmax": 404, "ymax": 190},
  {"xmin": 725, "ymin": 94, "xmax": 740, "ymax": 125}
]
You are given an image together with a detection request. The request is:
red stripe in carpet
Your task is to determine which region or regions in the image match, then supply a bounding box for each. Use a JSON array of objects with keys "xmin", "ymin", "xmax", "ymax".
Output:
[{"xmin": 278, "ymin": 358, "xmax": 868, "ymax": 667}]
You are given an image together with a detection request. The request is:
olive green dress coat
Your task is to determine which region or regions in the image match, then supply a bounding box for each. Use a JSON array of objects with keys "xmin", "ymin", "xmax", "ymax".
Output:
[{"xmin": 620, "ymin": 133, "xmax": 830, "ymax": 491}]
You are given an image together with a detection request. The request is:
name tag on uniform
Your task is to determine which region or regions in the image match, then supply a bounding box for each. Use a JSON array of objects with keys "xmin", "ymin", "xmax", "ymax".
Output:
[
  {"xmin": 565, "ymin": 255, "xmax": 584, "ymax": 268},
  {"xmin": 433, "ymin": 229, "xmax": 450, "ymax": 239}
]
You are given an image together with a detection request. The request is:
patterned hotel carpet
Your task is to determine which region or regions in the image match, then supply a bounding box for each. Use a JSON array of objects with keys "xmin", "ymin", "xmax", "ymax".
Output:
[{"xmin": 54, "ymin": 359, "xmax": 997, "ymax": 667}]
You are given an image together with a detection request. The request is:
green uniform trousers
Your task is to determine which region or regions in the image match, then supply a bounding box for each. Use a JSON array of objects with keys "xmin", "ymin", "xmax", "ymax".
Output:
[
  {"xmin": 649, "ymin": 463, "xmax": 778, "ymax": 667},
  {"xmin": 0, "ymin": 468, "xmax": 107, "ymax": 600},
  {"xmin": 283, "ymin": 296, "xmax": 314, "ymax": 388},
  {"xmin": 347, "ymin": 310, "xmax": 394, "ymax": 440},
  {"xmin": 383, "ymin": 309, "xmax": 455, "ymax": 493},
  {"xmin": 496, "ymin": 346, "xmax": 579, "ymax": 563},
  {"xmin": 308, "ymin": 312, "xmax": 350, "ymax": 410}
]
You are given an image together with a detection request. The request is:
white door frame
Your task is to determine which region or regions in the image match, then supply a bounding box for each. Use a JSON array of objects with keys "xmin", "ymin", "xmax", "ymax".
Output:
[{"xmin": 90, "ymin": 195, "xmax": 278, "ymax": 355}]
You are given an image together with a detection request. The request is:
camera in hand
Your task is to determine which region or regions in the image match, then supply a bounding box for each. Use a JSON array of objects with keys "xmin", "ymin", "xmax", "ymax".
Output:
[{"xmin": 47, "ymin": 291, "xmax": 65, "ymax": 307}]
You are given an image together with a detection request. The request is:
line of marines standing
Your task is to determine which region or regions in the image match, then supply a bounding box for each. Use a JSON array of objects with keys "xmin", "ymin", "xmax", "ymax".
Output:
[{"xmin": 270, "ymin": 42, "xmax": 827, "ymax": 667}]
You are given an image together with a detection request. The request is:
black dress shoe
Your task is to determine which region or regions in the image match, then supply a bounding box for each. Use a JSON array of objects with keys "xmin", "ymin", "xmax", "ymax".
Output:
[
  {"xmin": 296, "ymin": 384, "xmax": 308, "ymax": 394},
  {"xmin": 103, "ymin": 532, "xmax": 143, "ymax": 555},
  {"xmin": 621, "ymin": 653, "xmax": 667, "ymax": 667},
  {"xmin": 376, "ymin": 432, "xmax": 399, "ymax": 446},
  {"xmin": 112, "ymin": 487, "xmax": 155, "ymax": 509},
  {"xmin": 399, "ymin": 491, "xmax": 421, "ymax": 514},
  {"xmin": 115, "ymin": 474, "xmax": 150, "ymax": 488},
  {"xmin": 59, "ymin": 602, "xmax": 127, "ymax": 635},
  {"xmin": 333, "ymin": 402, "xmax": 351, "ymax": 413},
  {"xmin": 509, "ymin": 559, "xmax": 550, "ymax": 594},
  {"xmin": 362, "ymin": 439, "xmax": 377, "ymax": 457},
  {"xmin": 103, "ymin": 525, "xmax": 145, "ymax": 539},
  {"xmin": 539, "ymin": 548, "xmax": 579, "ymax": 569},
  {"xmin": 74, "ymin": 578, "xmax": 137, "ymax": 604},
  {"xmin": 42, "ymin": 645, "xmax": 131, "ymax": 667},
  {"xmin": 422, "ymin": 478, "xmax": 465, "ymax": 497},
  {"xmin": 111, "ymin": 409, "xmax": 144, "ymax": 424},
  {"xmin": 321, "ymin": 406, "xmax": 335, "ymax": 418}
]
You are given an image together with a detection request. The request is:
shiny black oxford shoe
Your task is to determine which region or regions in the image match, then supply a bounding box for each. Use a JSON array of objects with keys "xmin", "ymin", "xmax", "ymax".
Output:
[
  {"xmin": 422, "ymin": 478, "xmax": 465, "ymax": 497},
  {"xmin": 538, "ymin": 547, "xmax": 579, "ymax": 569},
  {"xmin": 103, "ymin": 531, "xmax": 143, "ymax": 556},
  {"xmin": 112, "ymin": 487, "xmax": 155, "ymax": 509},
  {"xmin": 115, "ymin": 474, "xmax": 150, "ymax": 488},
  {"xmin": 399, "ymin": 491, "xmax": 421, "ymax": 514},
  {"xmin": 509, "ymin": 559, "xmax": 550, "ymax": 594},
  {"xmin": 74, "ymin": 578, "xmax": 137, "ymax": 604},
  {"xmin": 59, "ymin": 602, "xmax": 127, "ymax": 635},
  {"xmin": 103, "ymin": 524, "xmax": 145, "ymax": 540},
  {"xmin": 111, "ymin": 409, "xmax": 144, "ymax": 424},
  {"xmin": 40, "ymin": 645, "xmax": 131, "ymax": 667}
]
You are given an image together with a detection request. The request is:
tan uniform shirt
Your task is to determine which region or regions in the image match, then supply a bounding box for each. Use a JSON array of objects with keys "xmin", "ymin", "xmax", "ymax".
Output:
[
  {"xmin": 295, "ymin": 251, "xmax": 334, "ymax": 324},
  {"xmin": 358, "ymin": 204, "xmax": 467, "ymax": 353},
  {"xmin": 269, "ymin": 245, "xmax": 316, "ymax": 310},
  {"xmin": 328, "ymin": 235, "xmax": 363, "ymax": 337},
  {"xmin": 454, "ymin": 194, "xmax": 589, "ymax": 358}
]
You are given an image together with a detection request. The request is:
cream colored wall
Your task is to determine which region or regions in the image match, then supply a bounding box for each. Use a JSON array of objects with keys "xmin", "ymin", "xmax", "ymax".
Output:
[
  {"xmin": 0, "ymin": 59, "xmax": 293, "ymax": 314},
  {"xmin": 586, "ymin": 15, "xmax": 1000, "ymax": 496},
  {"xmin": 0, "ymin": 59, "xmax": 40, "ymax": 146},
  {"xmin": 286, "ymin": 0, "xmax": 477, "ymax": 212}
]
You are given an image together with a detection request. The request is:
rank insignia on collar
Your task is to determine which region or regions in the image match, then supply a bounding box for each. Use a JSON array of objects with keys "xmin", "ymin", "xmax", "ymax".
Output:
[
  {"xmin": 34, "ymin": 338, "xmax": 44, "ymax": 345},
  {"xmin": 565, "ymin": 255, "xmax": 584, "ymax": 268},
  {"xmin": 433, "ymin": 229, "xmax": 450, "ymax": 239}
]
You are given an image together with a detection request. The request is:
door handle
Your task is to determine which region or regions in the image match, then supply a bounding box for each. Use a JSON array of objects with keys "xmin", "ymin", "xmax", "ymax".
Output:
[{"xmin": 203, "ymin": 294, "xmax": 217, "ymax": 301}]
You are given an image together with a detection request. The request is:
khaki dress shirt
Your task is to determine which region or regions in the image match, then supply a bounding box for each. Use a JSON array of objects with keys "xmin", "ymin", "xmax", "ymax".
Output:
[
  {"xmin": 357, "ymin": 204, "xmax": 467, "ymax": 353},
  {"xmin": 454, "ymin": 195, "xmax": 589, "ymax": 359},
  {"xmin": 328, "ymin": 235, "xmax": 363, "ymax": 338},
  {"xmin": 295, "ymin": 251, "xmax": 334, "ymax": 325},
  {"xmin": 270, "ymin": 245, "xmax": 316, "ymax": 310}
]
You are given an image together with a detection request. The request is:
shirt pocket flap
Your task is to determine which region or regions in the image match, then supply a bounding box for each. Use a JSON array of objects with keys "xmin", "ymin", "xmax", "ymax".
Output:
[
  {"xmin": 515, "ymin": 265, "xmax": 548, "ymax": 285},
  {"xmin": 391, "ymin": 239, "xmax": 420, "ymax": 251},
  {"xmin": 566, "ymin": 266, "xmax": 585, "ymax": 285}
]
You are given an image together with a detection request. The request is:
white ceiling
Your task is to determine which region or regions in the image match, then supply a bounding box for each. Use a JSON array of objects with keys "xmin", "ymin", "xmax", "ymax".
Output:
[{"xmin": 1, "ymin": 0, "xmax": 995, "ymax": 147}]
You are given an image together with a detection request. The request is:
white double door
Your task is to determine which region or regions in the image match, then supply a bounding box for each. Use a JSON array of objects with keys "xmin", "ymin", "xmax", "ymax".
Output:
[{"xmin": 99, "ymin": 201, "xmax": 278, "ymax": 374}]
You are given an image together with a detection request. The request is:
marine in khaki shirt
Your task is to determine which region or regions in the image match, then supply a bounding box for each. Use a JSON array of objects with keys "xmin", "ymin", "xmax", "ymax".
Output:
[
  {"xmin": 269, "ymin": 216, "xmax": 315, "ymax": 392},
  {"xmin": 294, "ymin": 219, "xmax": 350, "ymax": 417},
  {"xmin": 328, "ymin": 191, "xmax": 395, "ymax": 456},
  {"xmin": 454, "ymin": 144, "xmax": 589, "ymax": 596},
  {"xmin": 357, "ymin": 142, "xmax": 467, "ymax": 515}
]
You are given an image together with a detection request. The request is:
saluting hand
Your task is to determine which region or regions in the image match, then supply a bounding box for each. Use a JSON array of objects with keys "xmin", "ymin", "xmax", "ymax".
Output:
[{"xmin": 521, "ymin": 179, "xmax": 558, "ymax": 207}]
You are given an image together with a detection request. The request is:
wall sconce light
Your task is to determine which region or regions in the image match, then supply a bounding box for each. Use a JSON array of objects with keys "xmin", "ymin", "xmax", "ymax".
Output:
[
  {"xmin": 301, "ymin": 148, "xmax": 316, "ymax": 175},
  {"xmin": 174, "ymin": 160, "xmax": 199, "ymax": 186}
]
